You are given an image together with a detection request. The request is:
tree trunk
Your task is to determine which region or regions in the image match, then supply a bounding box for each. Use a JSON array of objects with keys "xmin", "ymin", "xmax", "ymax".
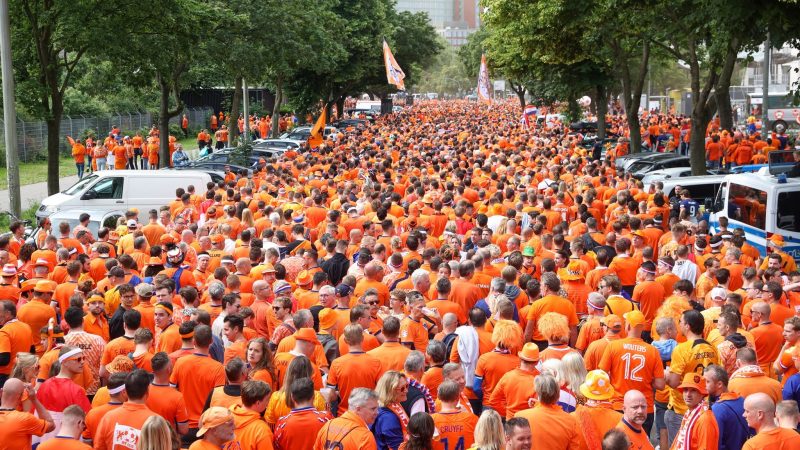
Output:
[
  {"xmin": 271, "ymin": 76, "xmax": 282, "ymax": 138},
  {"xmin": 612, "ymin": 39, "xmax": 649, "ymax": 154},
  {"xmin": 46, "ymin": 113, "xmax": 62, "ymax": 195},
  {"xmin": 228, "ymin": 76, "xmax": 242, "ymax": 146},
  {"xmin": 158, "ymin": 79, "xmax": 171, "ymax": 166},
  {"xmin": 509, "ymin": 80, "xmax": 526, "ymax": 110},
  {"xmin": 715, "ymin": 38, "xmax": 740, "ymax": 132},
  {"xmin": 689, "ymin": 108, "xmax": 710, "ymax": 176},
  {"xmin": 336, "ymin": 97, "xmax": 345, "ymax": 121},
  {"xmin": 596, "ymin": 84, "xmax": 607, "ymax": 142}
]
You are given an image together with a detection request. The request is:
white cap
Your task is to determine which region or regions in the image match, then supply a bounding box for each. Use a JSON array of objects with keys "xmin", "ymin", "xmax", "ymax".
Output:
[
  {"xmin": 709, "ymin": 287, "xmax": 727, "ymax": 301},
  {"xmin": 167, "ymin": 247, "xmax": 181, "ymax": 257},
  {"xmin": 127, "ymin": 219, "xmax": 137, "ymax": 227}
]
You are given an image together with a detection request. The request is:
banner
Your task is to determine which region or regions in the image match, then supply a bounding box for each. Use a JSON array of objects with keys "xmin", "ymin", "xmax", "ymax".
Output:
[
  {"xmin": 383, "ymin": 40, "xmax": 406, "ymax": 91},
  {"xmin": 308, "ymin": 106, "xmax": 327, "ymax": 148},
  {"xmin": 477, "ymin": 54, "xmax": 492, "ymax": 102}
]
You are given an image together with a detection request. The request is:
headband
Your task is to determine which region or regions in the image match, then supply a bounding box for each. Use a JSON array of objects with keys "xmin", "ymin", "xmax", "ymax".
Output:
[
  {"xmin": 58, "ymin": 348, "xmax": 83, "ymax": 364},
  {"xmin": 108, "ymin": 384, "xmax": 126, "ymax": 395},
  {"xmin": 155, "ymin": 304, "xmax": 174, "ymax": 315},
  {"xmin": 658, "ymin": 260, "xmax": 673, "ymax": 268},
  {"xmin": 709, "ymin": 240, "xmax": 723, "ymax": 248},
  {"xmin": 641, "ymin": 267, "xmax": 657, "ymax": 275},
  {"xmin": 180, "ymin": 330, "xmax": 195, "ymax": 339}
]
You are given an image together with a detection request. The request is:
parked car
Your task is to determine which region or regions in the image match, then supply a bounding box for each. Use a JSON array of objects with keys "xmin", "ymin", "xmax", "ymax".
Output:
[
  {"xmin": 31, "ymin": 209, "xmax": 124, "ymax": 247},
  {"xmin": 280, "ymin": 125, "xmax": 338, "ymax": 141},
  {"xmin": 629, "ymin": 156, "xmax": 691, "ymax": 179},
  {"xmin": 619, "ymin": 152, "xmax": 677, "ymax": 172},
  {"xmin": 252, "ymin": 138, "xmax": 303, "ymax": 150},
  {"xmin": 37, "ymin": 170, "xmax": 211, "ymax": 219}
]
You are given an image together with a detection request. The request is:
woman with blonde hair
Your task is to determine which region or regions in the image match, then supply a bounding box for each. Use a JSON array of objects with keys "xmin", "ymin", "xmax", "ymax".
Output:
[
  {"xmin": 11, "ymin": 352, "xmax": 39, "ymax": 412},
  {"xmin": 541, "ymin": 352, "xmax": 587, "ymax": 413},
  {"xmin": 469, "ymin": 409, "xmax": 505, "ymax": 450},
  {"xmin": 371, "ymin": 370, "xmax": 410, "ymax": 450},
  {"xmin": 241, "ymin": 208, "xmax": 255, "ymax": 230},
  {"xmin": 264, "ymin": 354, "xmax": 328, "ymax": 425},
  {"xmin": 138, "ymin": 414, "xmax": 180, "ymax": 450}
]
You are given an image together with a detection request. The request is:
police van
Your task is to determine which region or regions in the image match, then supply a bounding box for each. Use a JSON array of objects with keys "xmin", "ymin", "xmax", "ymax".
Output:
[{"xmin": 708, "ymin": 150, "xmax": 800, "ymax": 262}]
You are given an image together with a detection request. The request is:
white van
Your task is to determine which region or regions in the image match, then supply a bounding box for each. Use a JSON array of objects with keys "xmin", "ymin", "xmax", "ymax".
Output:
[
  {"xmin": 709, "ymin": 169, "xmax": 800, "ymax": 262},
  {"xmin": 36, "ymin": 170, "xmax": 211, "ymax": 219}
]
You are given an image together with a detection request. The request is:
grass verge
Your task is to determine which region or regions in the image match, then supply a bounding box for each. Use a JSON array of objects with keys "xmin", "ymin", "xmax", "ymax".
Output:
[{"xmin": 0, "ymin": 156, "xmax": 76, "ymax": 190}]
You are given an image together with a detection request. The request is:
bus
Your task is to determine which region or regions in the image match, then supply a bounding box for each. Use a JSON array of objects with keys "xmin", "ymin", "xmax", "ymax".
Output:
[{"xmin": 746, "ymin": 92, "xmax": 800, "ymax": 131}]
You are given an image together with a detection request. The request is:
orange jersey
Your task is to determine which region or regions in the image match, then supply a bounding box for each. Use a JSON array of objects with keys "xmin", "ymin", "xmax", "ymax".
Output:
[
  {"xmin": 431, "ymin": 409, "xmax": 478, "ymax": 450},
  {"xmin": 598, "ymin": 337, "xmax": 665, "ymax": 412}
]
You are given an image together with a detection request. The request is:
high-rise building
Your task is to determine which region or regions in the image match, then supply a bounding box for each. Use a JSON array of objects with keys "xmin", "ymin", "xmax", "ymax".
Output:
[{"xmin": 395, "ymin": 0, "xmax": 479, "ymax": 47}]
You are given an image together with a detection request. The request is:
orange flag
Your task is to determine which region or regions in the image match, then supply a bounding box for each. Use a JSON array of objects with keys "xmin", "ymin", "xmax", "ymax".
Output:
[{"xmin": 308, "ymin": 107, "xmax": 327, "ymax": 149}]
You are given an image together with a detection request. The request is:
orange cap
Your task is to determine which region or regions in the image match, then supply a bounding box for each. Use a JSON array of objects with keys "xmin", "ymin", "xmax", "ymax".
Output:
[
  {"xmin": 295, "ymin": 270, "xmax": 312, "ymax": 286},
  {"xmin": 295, "ymin": 327, "xmax": 319, "ymax": 344},
  {"xmin": 677, "ymin": 372, "xmax": 708, "ymax": 395},
  {"xmin": 518, "ymin": 343, "xmax": 540, "ymax": 362},
  {"xmin": 623, "ymin": 310, "xmax": 646, "ymax": 328}
]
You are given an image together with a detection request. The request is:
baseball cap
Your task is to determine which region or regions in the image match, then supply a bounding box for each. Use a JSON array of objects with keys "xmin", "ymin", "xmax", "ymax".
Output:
[
  {"xmin": 295, "ymin": 270, "xmax": 312, "ymax": 286},
  {"xmin": 196, "ymin": 406, "xmax": 233, "ymax": 437},
  {"xmin": 167, "ymin": 247, "xmax": 181, "ymax": 258},
  {"xmin": 273, "ymin": 280, "xmax": 292, "ymax": 295},
  {"xmin": 709, "ymin": 287, "xmax": 727, "ymax": 302},
  {"xmin": 677, "ymin": 372, "xmax": 708, "ymax": 395},
  {"xmin": 623, "ymin": 310, "xmax": 646, "ymax": 328},
  {"xmin": 295, "ymin": 328, "xmax": 319, "ymax": 344},
  {"xmin": 135, "ymin": 283, "xmax": 155, "ymax": 297},
  {"xmin": 335, "ymin": 284, "xmax": 353, "ymax": 297},
  {"xmin": 34, "ymin": 258, "xmax": 50, "ymax": 268},
  {"xmin": 127, "ymin": 219, "xmax": 137, "ymax": 228},
  {"xmin": 522, "ymin": 246, "xmax": 535, "ymax": 257},
  {"xmin": 601, "ymin": 314, "xmax": 623, "ymax": 330}
]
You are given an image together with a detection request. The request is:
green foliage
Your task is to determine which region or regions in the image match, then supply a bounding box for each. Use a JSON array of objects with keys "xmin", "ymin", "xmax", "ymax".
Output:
[
  {"xmin": 416, "ymin": 46, "xmax": 472, "ymax": 96},
  {"xmin": 229, "ymin": 142, "xmax": 253, "ymax": 167}
]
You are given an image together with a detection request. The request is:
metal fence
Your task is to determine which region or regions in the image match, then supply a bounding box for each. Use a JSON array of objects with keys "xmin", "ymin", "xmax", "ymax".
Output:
[{"xmin": 0, "ymin": 107, "xmax": 212, "ymax": 162}]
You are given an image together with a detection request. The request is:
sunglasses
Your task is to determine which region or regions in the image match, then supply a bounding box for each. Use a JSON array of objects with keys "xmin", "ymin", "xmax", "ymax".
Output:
[
  {"xmin": 366, "ymin": 300, "xmax": 379, "ymax": 305},
  {"xmin": 272, "ymin": 306, "xmax": 283, "ymax": 311},
  {"xmin": 69, "ymin": 357, "xmax": 84, "ymax": 363}
]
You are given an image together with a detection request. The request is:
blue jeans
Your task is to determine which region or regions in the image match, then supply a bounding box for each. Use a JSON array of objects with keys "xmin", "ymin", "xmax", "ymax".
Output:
[
  {"xmin": 76, "ymin": 163, "xmax": 84, "ymax": 179},
  {"xmin": 95, "ymin": 157, "xmax": 107, "ymax": 171},
  {"xmin": 665, "ymin": 409, "xmax": 683, "ymax": 447}
]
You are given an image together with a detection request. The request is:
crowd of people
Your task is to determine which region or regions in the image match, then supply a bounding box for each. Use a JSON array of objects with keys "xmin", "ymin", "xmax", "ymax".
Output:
[{"xmin": 2, "ymin": 100, "xmax": 800, "ymax": 450}]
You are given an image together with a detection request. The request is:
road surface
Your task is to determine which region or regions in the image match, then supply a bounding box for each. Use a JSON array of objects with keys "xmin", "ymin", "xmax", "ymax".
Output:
[{"xmin": 0, "ymin": 175, "xmax": 79, "ymax": 213}]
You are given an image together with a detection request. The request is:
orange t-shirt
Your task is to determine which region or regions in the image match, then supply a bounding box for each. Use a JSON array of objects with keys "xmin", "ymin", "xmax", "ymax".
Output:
[
  {"xmin": 475, "ymin": 351, "xmax": 520, "ymax": 412},
  {"xmin": 751, "ymin": 323, "xmax": 784, "ymax": 376},
  {"xmin": 583, "ymin": 336, "xmax": 619, "ymax": 371},
  {"xmin": 742, "ymin": 427, "xmax": 800, "ymax": 450},
  {"xmin": 101, "ymin": 336, "xmax": 135, "ymax": 366},
  {"xmin": 273, "ymin": 352, "xmax": 324, "ymax": 391},
  {"xmin": 38, "ymin": 436, "xmax": 92, "ymax": 449},
  {"xmin": 632, "ymin": 280, "xmax": 666, "ymax": 328},
  {"xmin": 616, "ymin": 419, "xmax": 653, "ymax": 450},
  {"xmin": 526, "ymin": 295, "xmax": 578, "ymax": 342},
  {"xmin": 609, "ymin": 255, "xmax": 640, "ymax": 286},
  {"xmin": 327, "ymin": 351, "xmax": 383, "ymax": 415},
  {"xmin": 0, "ymin": 410, "xmax": 49, "ymax": 449},
  {"xmin": 431, "ymin": 409, "xmax": 478, "ymax": 450},
  {"xmin": 93, "ymin": 402, "xmax": 158, "ymax": 450},
  {"xmin": 275, "ymin": 406, "xmax": 332, "ymax": 450},
  {"xmin": 313, "ymin": 411, "xmax": 376, "ymax": 450},
  {"xmin": 367, "ymin": 341, "xmax": 412, "ymax": 374},
  {"xmin": 17, "ymin": 300, "xmax": 56, "ymax": 355},
  {"xmin": 598, "ymin": 337, "xmax": 665, "ymax": 411},
  {"xmin": 400, "ymin": 317, "xmax": 432, "ymax": 352},
  {"xmin": 0, "ymin": 320, "xmax": 33, "ymax": 375},
  {"xmin": 83, "ymin": 401, "xmax": 121, "ymax": 441},
  {"xmin": 488, "ymin": 367, "xmax": 538, "ymax": 419},
  {"xmin": 572, "ymin": 405, "xmax": 623, "ymax": 449},
  {"xmin": 169, "ymin": 353, "xmax": 225, "ymax": 428},
  {"xmin": 145, "ymin": 383, "xmax": 189, "ymax": 429},
  {"xmin": 448, "ymin": 279, "xmax": 482, "ymax": 313},
  {"xmin": 514, "ymin": 403, "xmax": 584, "ymax": 450}
]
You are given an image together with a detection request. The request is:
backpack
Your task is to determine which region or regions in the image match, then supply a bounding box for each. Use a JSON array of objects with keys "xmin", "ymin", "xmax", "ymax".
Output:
[{"xmin": 582, "ymin": 231, "xmax": 602, "ymax": 252}]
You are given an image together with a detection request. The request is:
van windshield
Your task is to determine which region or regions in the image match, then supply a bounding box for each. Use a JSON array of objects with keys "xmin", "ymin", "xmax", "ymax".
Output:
[{"xmin": 63, "ymin": 174, "xmax": 98, "ymax": 195}]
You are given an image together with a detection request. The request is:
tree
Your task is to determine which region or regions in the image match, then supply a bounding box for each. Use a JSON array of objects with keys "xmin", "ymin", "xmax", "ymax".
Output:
[
  {"xmin": 650, "ymin": 0, "xmax": 800, "ymax": 174},
  {"xmin": 11, "ymin": 0, "xmax": 107, "ymax": 194},
  {"xmin": 111, "ymin": 0, "xmax": 220, "ymax": 164}
]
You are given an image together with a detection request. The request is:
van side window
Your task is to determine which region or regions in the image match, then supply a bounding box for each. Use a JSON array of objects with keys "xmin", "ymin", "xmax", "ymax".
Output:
[
  {"xmin": 777, "ymin": 191, "xmax": 800, "ymax": 232},
  {"xmin": 729, "ymin": 183, "xmax": 767, "ymax": 230},
  {"xmin": 93, "ymin": 177, "xmax": 124, "ymax": 199}
]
